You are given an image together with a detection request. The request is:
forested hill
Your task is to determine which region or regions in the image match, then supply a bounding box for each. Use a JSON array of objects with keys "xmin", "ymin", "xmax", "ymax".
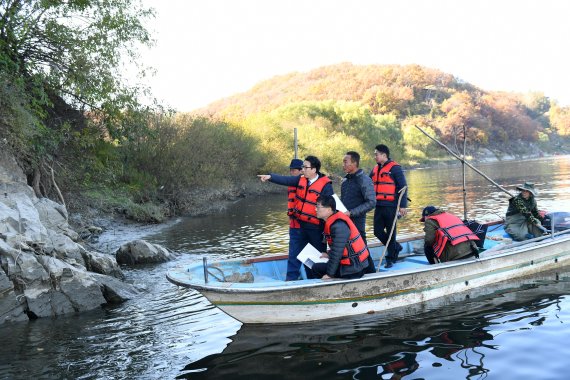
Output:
[
  {"xmin": 197, "ymin": 63, "xmax": 570, "ymax": 163},
  {"xmin": 200, "ymin": 63, "xmax": 471, "ymax": 117}
]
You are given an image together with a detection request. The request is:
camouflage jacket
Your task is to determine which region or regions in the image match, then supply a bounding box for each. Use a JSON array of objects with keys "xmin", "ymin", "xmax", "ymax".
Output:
[{"xmin": 506, "ymin": 194, "xmax": 542, "ymax": 225}]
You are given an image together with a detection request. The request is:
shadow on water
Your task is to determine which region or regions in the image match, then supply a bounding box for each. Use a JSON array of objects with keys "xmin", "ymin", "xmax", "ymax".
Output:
[{"xmin": 178, "ymin": 269, "xmax": 570, "ymax": 380}]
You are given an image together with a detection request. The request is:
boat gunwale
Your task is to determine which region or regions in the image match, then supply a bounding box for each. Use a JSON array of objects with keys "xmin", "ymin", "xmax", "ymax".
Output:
[{"xmin": 166, "ymin": 229, "xmax": 570, "ymax": 294}]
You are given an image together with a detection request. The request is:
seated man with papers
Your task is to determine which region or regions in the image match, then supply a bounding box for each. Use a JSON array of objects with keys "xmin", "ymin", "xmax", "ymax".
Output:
[{"xmin": 310, "ymin": 195, "xmax": 370, "ymax": 280}]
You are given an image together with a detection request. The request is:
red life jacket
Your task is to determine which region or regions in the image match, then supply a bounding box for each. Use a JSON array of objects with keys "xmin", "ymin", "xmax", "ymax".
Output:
[
  {"xmin": 323, "ymin": 212, "xmax": 370, "ymax": 266},
  {"xmin": 372, "ymin": 161, "xmax": 398, "ymax": 201},
  {"xmin": 294, "ymin": 175, "xmax": 332, "ymax": 225},
  {"xmin": 426, "ymin": 212, "xmax": 480, "ymax": 258},
  {"xmin": 287, "ymin": 186, "xmax": 300, "ymax": 228},
  {"xmin": 294, "ymin": 176, "xmax": 332, "ymax": 224}
]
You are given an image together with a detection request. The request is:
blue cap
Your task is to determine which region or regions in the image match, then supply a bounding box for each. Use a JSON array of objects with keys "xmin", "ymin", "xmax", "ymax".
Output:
[{"xmin": 289, "ymin": 159, "xmax": 303, "ymax": 169}]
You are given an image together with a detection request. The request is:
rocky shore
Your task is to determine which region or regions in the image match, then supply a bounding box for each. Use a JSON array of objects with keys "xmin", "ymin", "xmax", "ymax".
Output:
[{"xmin": 0, "ymin": 150, "xmax": 153, "ymax": 325}]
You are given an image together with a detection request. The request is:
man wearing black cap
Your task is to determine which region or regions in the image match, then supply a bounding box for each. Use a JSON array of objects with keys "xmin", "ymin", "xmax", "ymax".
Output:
[
  {"xmin": 420, "ymin": 206, "xmax": 479, "ymax": 264},
  {"xmin": 286, "ymin": 158, "xmax": 304, "ymax": 266}
]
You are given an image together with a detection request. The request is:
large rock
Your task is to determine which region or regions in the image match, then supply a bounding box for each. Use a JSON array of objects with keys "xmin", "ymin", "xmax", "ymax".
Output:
[
  {"xmin": 82, "ymin": 250, "xmax": 125, "ymax": 280},
  {"xmin": 116, "ymin": 239, "xmax": 176, "ymax": 265},
  {"xmin": 0, "ymin": 148, "xmax": 139, "ymax": 324},
  {"xmin": 0, "ymin": 267, "xmax": 27, "ymax": 324}
]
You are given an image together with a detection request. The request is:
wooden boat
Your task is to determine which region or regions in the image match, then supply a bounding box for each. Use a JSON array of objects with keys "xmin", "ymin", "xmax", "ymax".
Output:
[{"xmin": 167, "ymin": 216, "xmax": 570, "ymax": 324}]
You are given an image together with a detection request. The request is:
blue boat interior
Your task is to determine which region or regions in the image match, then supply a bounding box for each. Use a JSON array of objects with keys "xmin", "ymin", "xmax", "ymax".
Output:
[{"xmin": 176, "ymin": 223, "xmax": 515, "ymax": 287}]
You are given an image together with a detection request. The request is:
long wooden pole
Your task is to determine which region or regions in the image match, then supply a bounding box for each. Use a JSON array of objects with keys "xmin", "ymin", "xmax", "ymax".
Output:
[
  {"xmin": 294, "ymin": 128, "xmax": 298, "ymax": 159},
  {"xmin": 462, "ymin": 124, "xmax": 468, "ymax": 220},
  {"xmin": 414, "ymin": 125, "xmax": 515, "ymax": 198}
]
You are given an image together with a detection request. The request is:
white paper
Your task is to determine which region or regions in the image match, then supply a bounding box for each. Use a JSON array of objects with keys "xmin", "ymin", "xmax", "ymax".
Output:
[
  {"xmin": 297, "ymin": 243, "xmax": 328, "ymax": 269},
  {"xmin": 332, "ymin": 194, "xmax": 348, "ymax": 213}
]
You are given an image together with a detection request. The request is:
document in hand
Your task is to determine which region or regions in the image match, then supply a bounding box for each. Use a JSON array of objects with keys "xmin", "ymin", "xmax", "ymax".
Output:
[
  {"xmin": 297, "ymin": 243, "xmax": 328, "ymax": 269},
  {"xmin": 332, "ymin": 194, "xmax": 348, "ymax": 213}
]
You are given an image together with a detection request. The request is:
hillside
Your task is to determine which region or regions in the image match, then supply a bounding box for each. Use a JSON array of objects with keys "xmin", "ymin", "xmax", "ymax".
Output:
[
  {"xmin": 199, "ymin": 63, "xmax": 471, "ymax": 117},
  {"xmin": 195, "ymin": 63, "xmax": 569, "ymax": 166}
]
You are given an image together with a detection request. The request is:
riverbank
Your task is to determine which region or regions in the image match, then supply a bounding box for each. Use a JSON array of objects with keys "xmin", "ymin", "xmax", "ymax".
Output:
[{"xmin": 69, "ymin": 149, "xmax": 570, "ymax": 253}]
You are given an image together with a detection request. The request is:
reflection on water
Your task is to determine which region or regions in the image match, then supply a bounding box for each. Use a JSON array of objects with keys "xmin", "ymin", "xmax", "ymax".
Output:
[
  {"xmin": 1, "ymin": 156, "xmax": 570, "ymax": 379},
  {"xmin": 177, "ymin": 270, "xmax": 570, "ymax": 380}
]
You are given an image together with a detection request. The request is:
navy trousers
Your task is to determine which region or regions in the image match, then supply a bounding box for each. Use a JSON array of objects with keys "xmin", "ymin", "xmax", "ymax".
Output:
[
  {"xmin": 373, "ymin": 205, "xmax": 400, "ymax": 262},
  {"xmin": 287, "ymin": 226, "xmax": 325, "ymax": 281}
]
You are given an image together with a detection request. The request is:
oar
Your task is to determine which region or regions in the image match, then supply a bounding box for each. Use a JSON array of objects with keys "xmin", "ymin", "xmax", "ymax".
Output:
[
  {"xmin": 377, "ymin": 186, "xmax": 407, "ymax": 272},
  {"xmin": 413, "ymin": 125, "xmax": 515, "ymax": 198}
]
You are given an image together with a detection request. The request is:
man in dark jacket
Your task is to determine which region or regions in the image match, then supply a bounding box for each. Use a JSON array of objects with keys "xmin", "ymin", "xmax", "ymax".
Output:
[
  {"xmin": 341, "ymin": 151, "xmax": 376, "ymax": 272},
  {"xmin": 369, "ymin": 144, "xmax": 408, "ymax": 268}
]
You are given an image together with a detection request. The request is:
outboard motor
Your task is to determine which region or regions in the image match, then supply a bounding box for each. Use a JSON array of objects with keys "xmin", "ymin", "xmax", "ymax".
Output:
[{"xmin": 542, "ymin": 212, "xmax": 570, "ymax": 232}]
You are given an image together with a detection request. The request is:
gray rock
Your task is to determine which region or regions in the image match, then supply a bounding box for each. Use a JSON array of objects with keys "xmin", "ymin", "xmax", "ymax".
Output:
[
  {"xmin": 116, "ymin": 239, "xmax": 175, "ymax": 265},
  {"xmin": 92, "ymin": 273, "xmax": 140, "ymax": 303},
  {"xmin": 82, "ymin": 250, "xmax": 125, "ymax": 280},
  {"xmin": 0, "ymin": 268, "xmax": 28, "ymax": 323},
  {"xmin": 0, "ymin": 150, "xmax": 144, "ymax": 324}
]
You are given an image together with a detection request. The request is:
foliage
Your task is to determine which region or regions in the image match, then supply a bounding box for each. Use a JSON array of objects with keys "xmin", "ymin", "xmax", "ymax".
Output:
[
  {"xmin": 549, "ymin": 102, "xmax": 570, "ymax": 137},
  {"xmin": 82, "ymin": 188, "xmax": 167, "ymax": 223},
  {"xmin": 238, "ymin": 100, "xmax": 404, "ymax": 175},
  {"xmin": 198, "ymin": 63, "xmax": 566, "ymax": 165},
  {"xmin": 120, "ymin": 114, "xmax": 265, "ymax": 211},
  {"xmin": 0, "ymin": 0, "xmax": 155, "ymax": 190},
  {"xmin": 401, "ymin": 116, "xmax": 437, "ymax": 162}
]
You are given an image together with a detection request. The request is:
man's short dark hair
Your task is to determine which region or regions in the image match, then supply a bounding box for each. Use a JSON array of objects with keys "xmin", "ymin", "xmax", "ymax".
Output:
[
  {"xmin": 317, "ymin": 194, "xmax": 336, "ymax": 212},
  {"xmin": 375, "ymin": 144, "xmax": 390, "ymax": 158},
  {"xmin": 346, "ymin": 151, "xmax": 360, "ymax": 167},
  {"xmin": 305, "ymin": 155, "xmax": 321, "ymax": 172}
]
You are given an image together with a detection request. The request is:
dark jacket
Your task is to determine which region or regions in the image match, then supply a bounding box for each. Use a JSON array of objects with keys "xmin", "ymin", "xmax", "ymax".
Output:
[
  {"xmin": 369, "ymin": 159, "xmax": 408, "ymax": 208},
  {"xmin": 325, "ymin": 217, "xmax": 368, "ymax": 277},
  {"xmin": 340, "ymin": 169, "xmax": 376, "ymax": 232}
]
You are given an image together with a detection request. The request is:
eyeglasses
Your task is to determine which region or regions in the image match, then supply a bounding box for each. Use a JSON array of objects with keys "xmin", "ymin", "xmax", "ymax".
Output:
[{"xmin": 302, "ymin": 166, "xmax": 313, "ymax": 169}]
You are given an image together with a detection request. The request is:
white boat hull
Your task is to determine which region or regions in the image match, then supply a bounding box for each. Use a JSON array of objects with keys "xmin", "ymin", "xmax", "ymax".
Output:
[{"xmin": 187, "ymin": 236, "xmax": 570, "ymax": 323}]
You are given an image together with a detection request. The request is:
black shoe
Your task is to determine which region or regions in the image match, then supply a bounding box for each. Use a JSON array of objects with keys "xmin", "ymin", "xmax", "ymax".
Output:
[{"xmin": 384, "ymin": 261, "xmax": 393, "ymax": 269}]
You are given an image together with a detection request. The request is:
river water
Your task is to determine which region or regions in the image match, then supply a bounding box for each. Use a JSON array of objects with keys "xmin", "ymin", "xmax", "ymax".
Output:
[{"xmin": 1, "ymin": 156, "xmax": 570, "ymax": 379}]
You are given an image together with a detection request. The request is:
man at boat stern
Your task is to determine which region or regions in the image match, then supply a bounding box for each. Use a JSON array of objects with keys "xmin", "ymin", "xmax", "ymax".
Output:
[
  {"xmin": 505, "ymin": 182, "xmax": 547, "ymax": 241},
  {"xmin": 420, "ymin": 206, "xmax": 480, "ymax": 264},
  {"xmin": 258, "ymin": 155, "xmax": 334, "ymax": 280}
]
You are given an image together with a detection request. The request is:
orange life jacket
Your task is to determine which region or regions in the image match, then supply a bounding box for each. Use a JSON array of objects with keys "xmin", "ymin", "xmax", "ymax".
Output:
[
  {"xmin": 372, "ymin": 161, "xmax": 398, "ymax": 201},
  {"xmin": 426, "ymin": 212, "xmax": 480, "ymax": 258},
  {"xmin": 293, "ymin": 175, "xmax": 332, "ymax": 225},
  {"xmin": 287, "ymin": 186, "xmax": 300, "ymax": 228},
  {"xmin": 323, "ymin": 212, "xmax": 370, "ymax": 266}
]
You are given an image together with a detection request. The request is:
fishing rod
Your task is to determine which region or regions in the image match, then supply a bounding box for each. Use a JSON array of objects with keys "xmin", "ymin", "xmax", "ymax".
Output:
[{"xmin": 413, "ymin": 125, "xmax": 515, "ymax": 198}]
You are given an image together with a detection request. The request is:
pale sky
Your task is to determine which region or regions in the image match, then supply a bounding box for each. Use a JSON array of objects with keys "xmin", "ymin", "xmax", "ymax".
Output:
[{"xmin": 138, "ymin": 0, "xmax": 570, "ymax": 112}]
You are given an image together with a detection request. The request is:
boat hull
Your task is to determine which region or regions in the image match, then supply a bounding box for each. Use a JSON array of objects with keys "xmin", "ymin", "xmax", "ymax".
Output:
[{"xmin": 168, "ymin": 234, "xmax": 570, "ymax": 324}]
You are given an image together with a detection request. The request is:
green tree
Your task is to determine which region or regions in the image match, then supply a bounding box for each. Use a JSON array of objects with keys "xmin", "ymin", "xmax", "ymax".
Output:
[{"xmin": 1, "ymin": 0, "xmax": 155, "ymax": 195}]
